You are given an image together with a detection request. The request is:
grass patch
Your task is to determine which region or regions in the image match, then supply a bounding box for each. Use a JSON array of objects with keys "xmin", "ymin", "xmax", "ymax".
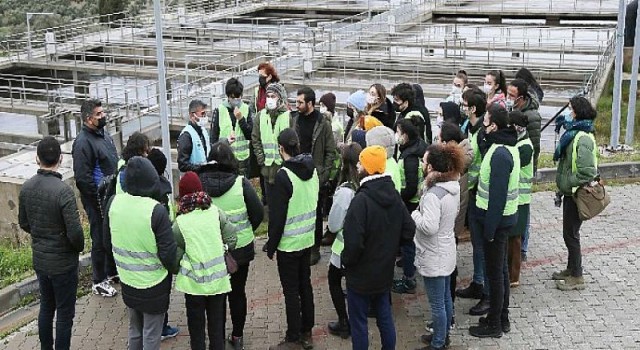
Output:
[
  {"xmin": 537, "ymin": 150, "xmax": 640, "ymax": 169},
  {"xmin": 595, "ymin": 71, "xmax": 640, "ymax": 145},
  {"xmin": 0, "ymin": 240, "xmax": 33, "ymax": 289}
]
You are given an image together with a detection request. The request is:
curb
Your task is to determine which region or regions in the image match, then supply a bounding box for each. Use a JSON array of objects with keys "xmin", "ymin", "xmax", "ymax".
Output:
[{"xmin": 535, "ymin": 162, "xmax": 640, "ymax": 183}]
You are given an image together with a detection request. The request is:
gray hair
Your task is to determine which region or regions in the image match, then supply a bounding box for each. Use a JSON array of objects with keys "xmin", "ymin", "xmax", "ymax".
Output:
[
  {"xmin": 80, "ymin": 99, "xmax": 102, "ymax": 121},
  {"xmin": 188, "ymin": 99, "xmax": 207, "ymax": 114}
]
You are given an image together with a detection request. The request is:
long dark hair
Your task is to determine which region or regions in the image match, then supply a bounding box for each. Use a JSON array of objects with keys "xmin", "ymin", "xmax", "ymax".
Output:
[
  {"xmin": 338, "ymin": 143, "xmax": 363, "ymax": 188},
  {"xmin": 208, "ymin": 141, "xmax": 239, "ymax": 174}
]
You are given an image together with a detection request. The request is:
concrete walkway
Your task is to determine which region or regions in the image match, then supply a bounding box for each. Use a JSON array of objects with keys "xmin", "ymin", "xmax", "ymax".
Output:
[{"xmin": 2, "ymin": 186, "xmax": 640, "ymax": 349}]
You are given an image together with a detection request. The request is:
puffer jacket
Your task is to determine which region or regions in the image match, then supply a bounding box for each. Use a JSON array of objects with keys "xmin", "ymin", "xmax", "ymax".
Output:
[
  {"xmin": 517, "ymin": 96, "xmax": 542, "ymax": 169},
  {"xmin": 412, "ymin": 179, "xmax": 459, "ymax": 278},
  {"xmin": 19, "ymin": 170, "xmax": 84, "ymax": 275},
  {"xmin": 71, "ymin": 125, "xmax": 118, "ymax": 202},
  {"xmin": 555, "ymin": 132, "xmax": 598, "ymax": 196}
]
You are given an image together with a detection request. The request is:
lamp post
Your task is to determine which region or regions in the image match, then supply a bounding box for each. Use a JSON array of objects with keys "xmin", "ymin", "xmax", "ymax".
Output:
[{"xmin": 27, "ymin": 12, "xmax": 54, "ymax": 59}]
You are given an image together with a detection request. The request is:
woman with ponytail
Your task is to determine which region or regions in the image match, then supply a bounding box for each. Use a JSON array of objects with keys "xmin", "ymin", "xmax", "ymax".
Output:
[{"xmin": 484, "ymin": 70, "xmax": 507, "ymax": 108}]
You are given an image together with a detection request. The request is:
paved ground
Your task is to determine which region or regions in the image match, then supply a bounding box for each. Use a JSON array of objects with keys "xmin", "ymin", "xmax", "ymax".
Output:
[{"xmin": 2, "ymin": 186, "xmax": 640, "ymax": 350}]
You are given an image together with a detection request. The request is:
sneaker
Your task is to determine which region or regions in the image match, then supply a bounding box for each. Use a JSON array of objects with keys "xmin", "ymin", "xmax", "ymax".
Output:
[
  {"xmin": 551, "ymin": 269, "xmax": 571, "ymax": 280},
  {"xmin": 455, "ymin": 282, "xmax": 483, "ymax": 299},
  {"xmin": 228, "ymin": 335, "xmax": 244, "ymax": 350},
  {"xmin": 161, "ymin": 325, "xmax": 179, "ymax": 341},
  {"xmin": 107, "ymin": 275, "xmax": 120, "ymax": 284},
  {"xmin": 392, "ymin": 277, "xmax": 417, "ymax": 294},
  {"xmin": 92, "ymin": 281, "xmax": 117, "ymax": 297},
  {"xmin": 420, "ymin": 333, "xmax": 450, "ymax": 347},
  {"xmin": 555, "ymin": 275, "xmax": 585, "ymax": 291},
  {"xmin": 510, "ymin": 281, "xmax": 520, "ymax": 288},
  {"xmin": 425, "ymin": 318, "xmax": 455, "ymax": 333},
  {"xmin": 479, "ymin": 316, "xmax": 510, "ymax": 333}
]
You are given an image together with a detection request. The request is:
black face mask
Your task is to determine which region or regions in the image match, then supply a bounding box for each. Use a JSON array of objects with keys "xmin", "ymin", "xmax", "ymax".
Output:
[
  {"xmin": 393, "ymin": 102, "xmax": 402, "ymax": 112},
  {"xmin": 97, "ymin": 117, "xmax": 107, "ymax": 129},
  {"xmin": 346, "ymin": 108, "xmax": 354, "ymax": 119},
  {"xmin": 259, "ymin": 76, "xmax": 268, "ymax": 88}
]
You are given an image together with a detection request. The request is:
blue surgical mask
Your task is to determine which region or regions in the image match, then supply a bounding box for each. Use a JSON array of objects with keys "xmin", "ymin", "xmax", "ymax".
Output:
[
  {"xmin": 505, "ymin": 99, "xmax": 514, "ymax": 112},
  {"xmin": 563, "ymin": 109, "xmax": 573, "ymax": 124}
]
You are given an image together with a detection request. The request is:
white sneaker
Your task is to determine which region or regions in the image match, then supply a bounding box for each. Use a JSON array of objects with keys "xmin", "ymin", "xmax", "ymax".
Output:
[{"xmin": 92, "ymin": 281, "xmax": 118, "ymax": 297}]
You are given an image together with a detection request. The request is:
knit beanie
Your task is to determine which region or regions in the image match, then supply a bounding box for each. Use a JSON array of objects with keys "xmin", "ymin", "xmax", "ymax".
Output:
[
  {"xmin": 266, "ymin": 82, "xmax": 287, "ymax": 102},
  {"xmin": 351, "ymin": 129, "xmax": 367, "ymax": 149},
  {"xmin": 366, "ymin": 126, "xmax": 395, "ymax": 158},
  {"xmin": 359, "ymin": 145, "xmax": 387, "ymax": 175},
  {"xmin": 179, "ymin": 171, "xmax": 203, "ymax": 198},
  {"xmin": 364, "ymin": 116, "xmax": 383, "ymax": 131},
  {"xmin": 319, "ymin": 92, "xmax": 336, "ymax": 114},
  {"xmin": 347, "ymin": 90, "xmax": 367, "ymax": 112}
]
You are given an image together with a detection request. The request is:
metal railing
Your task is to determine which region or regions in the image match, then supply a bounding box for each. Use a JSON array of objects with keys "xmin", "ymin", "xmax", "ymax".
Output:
[{"xmin": 432, "ymin": 0, "xmax": 624, "ymax": 15}]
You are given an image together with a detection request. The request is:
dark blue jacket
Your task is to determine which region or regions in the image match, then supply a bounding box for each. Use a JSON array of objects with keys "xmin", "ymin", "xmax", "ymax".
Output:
[{"xmin": 71, "ymin": 125, "xmax": 118, "ymax": 203}]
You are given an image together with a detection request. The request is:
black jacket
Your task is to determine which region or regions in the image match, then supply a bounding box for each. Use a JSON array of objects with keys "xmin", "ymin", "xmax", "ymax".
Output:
[
  {"xmin": 199, "ymin": 166, "xmax": 264, "ymax": 265},
  {"xmin": 71, "ymin": 125, "xmax": 118, "ymax": 203},
  {"xmin": 266, "ymin": 154, "xmax": 316, "ymax": 258},
  {"xmin": 177, "ymin": 121, "xmax": 209, "ymax": 173},
  {"xmin": 398, "ymin": 138, "xmax": 428, "ymax": 208},
  {"xmin": 399, "ymin": 104, "xmax": 431, "ymax": 143},
  {"xmin": 211, "ymin": 104, "xmax": 253, "ymax": 144},
  {"xmin": 19, "ymin": 170, "xmax": 84, "ymax": 275},
  {"xmin": 103, "ymin": 157, "xmax": 176, "ymax": 314},
  {"xmin": 341, "ymin": 175, "xmax": 415, "ymax": 295},
  {"xmin": 474, "ymin": 128, "xmax": 519, "ymax": 241},
  {"xmin": 412, "ymin": 84, "xmax": 433, "ymax": 143},
  {"xmin": 292, "ymin": 109, "xmax": 337, "ymax": 184},
  {"xmin": 370, "ymin": 98, "xmax": 396, "ymax": 130}
]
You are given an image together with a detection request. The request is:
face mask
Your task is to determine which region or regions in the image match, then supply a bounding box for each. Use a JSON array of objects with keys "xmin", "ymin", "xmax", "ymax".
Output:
[
  {"xmin": 229, "ymin": 98, "xmax": 241, "ymax": 108},
  {"xmin": 319, "ymin": 106, "xmax": 328, "ymax": 114},
  {"xmin": 563, "ymin": 109, "xmax": 573, "ymax": 124},
  {"xmin": 259, "ymin": 76, "xmax": 268, "ymax": 88},
  {"xmin": 483, "ymin": 84, "xmax": 493, "ymax": 94},
  {"xmin": 197, "ymin": 117, "xmax": 209, "ymax": 128},
  {"xmin": 96, "ymin": 117, "xmax": 107, "ymax": 129},
  {"xmin": 505, "ymin": 99, "xmax": 515, "ymax": 112},
  {"xmin": 366, "ymin": 94, "xmax": 378, "ymax": 105},
  {"xmin": 266, "ymin": 97, "xmax": 278, "ymax": 110},
  {"xmin": 395, "ymin": 133, "xmax": 404, "ymax": 145},
  {"xmin": 346, "ymin": 108, "xmax": 354, "ymax": 118},
  {"xmin": 451, "ymin": 85, "xmax": 462, "ymax": 96}
]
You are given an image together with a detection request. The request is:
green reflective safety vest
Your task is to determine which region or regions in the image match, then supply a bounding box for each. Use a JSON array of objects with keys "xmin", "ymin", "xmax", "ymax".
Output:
[
  {"xmin": 571, "ymin": 131, "xmax": 598, "ymax": 193},
  {"xmin": 109, "ymin": 193, "xmax": 168, "ymax": 289},
  {"xmin": 398, "ymin": 157, "xmax": 424, "ymax": 204},
  {"xmin": 259, "ymin": 110, "xmax": 290, "ymax": 167},
  {"xmin": 210, "ymin": 177, "xmax": 253, "ymax": 249},
  {"xmin": 386, "ymin": 157, "xmax": 402, "ymax": 193},
  {"xmin": 331, "ymin": 229, "xmax": 344, "ymax": 256},
  {"xmin": 468, "ymin": 129, "xmax": 482, "ymax": 190},
  {"xmin": 218, "ymin": 103, "xmax": 250, "ymax": 161},
  {"xmin": 175, "ymin": 206, "xmax": 231, "ymax": 296},
  {"xmin": 476, "ymin": 144, "xmax": 521, "ymax": 216},
  {"xmin": 115, "ymin": 158, "xmax": 126, "ymax": 194},
  {"xmin": 516, "ymin": 138, "xmax": 534, "ymax": 205},
  {"xmin": 278, "ymin": 167, "xmax": 319, "ymax": 252}
]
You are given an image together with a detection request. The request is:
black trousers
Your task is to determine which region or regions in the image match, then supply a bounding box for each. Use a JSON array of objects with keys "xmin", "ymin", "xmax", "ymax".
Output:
[
  {"xmin": 277, "ymin": 249, "xmax": 315, "ymax": 341},
  {"xmin": 227, "ymin": 263, "xmax": 250, "ymax": 337},
  {"xmin": 328, "ymin": 264, "xmax": 347, "ymax": 320},
  {"xmin": 185, "ymin": 293, "xmax": 226, "ymax": 350},
  {"xmin": 315, "ymin": 186, "xmax": 329, "ymax": 247},
  {"xmin": 563, "ymin": 196, "xmax": 584, "ymax": 277},
  {"xmin": 482, "ymin": 226, "xmax": 511, "ymax": 328}
]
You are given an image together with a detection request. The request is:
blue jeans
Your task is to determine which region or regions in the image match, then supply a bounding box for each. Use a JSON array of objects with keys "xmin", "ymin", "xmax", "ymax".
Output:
[
  {"xmin": 347, "ymin": 288, "xmax": 396, "ymax": 350},
  {"xmin": 401, "ymin": 241, "xmax": 416, "ymax": 278},
  {"xmin": 36, "ymin": 267, "xmax": 79, "ymax": 350},
  {"xmin": 521, "ymin": 211, "xmax": 530, "ymax": 253},
  {"xmin": 423, "ymin": 276, "xmax": 453, "ymax": 349},
  {"xmin": 468, "ymin": 196, "xmax": 489, "ymax": 295}
]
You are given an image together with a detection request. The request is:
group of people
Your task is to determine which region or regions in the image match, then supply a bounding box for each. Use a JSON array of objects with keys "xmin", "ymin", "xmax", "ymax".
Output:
[{"xmin": 16, "ymin": 62, "xmax": 601, "ymax": 350}]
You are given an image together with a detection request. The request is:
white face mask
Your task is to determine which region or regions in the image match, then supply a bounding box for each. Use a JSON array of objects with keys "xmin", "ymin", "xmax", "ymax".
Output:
[
  {"xmin": 395, "ymin": 132, "xmax": 404, "ymax": 145},
  {"xmin": 483, "ymin": 84, "xmax": 493, "ymax": 94},
  {"xmin": 266, "ymin": 97, "xmax": 278, "ymax": 110},
  {"xmin": 197, "ymin": 117, "xmax": 209, "ymax": 128},
  {"xmin": 505, "ymin": 99, "xmax": 515, "ymax": 112},
  {"xmin": 319, "ymin": 106, "xmax": 328, "ymax": 114},
  {"xmin": 451, "ymin": 85, "xmax": 462, "ymax": 96},
  {"xmin": 366, "ymin": 94, "xmax": 378, "ymax": 105}
]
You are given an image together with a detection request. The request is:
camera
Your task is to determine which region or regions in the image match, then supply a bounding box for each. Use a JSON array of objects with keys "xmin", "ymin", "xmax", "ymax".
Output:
[{"xmin": 554, "ymin": 192, "xmax": 563, "ymax": 208}]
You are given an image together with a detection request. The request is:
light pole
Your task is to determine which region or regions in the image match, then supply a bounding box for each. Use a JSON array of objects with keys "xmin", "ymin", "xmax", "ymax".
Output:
[{"xmin": 27, "ymin": 12, "xmax": 54, "ymax": 59}]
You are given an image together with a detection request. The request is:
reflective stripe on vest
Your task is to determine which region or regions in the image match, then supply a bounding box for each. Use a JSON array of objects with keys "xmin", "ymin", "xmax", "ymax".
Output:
[
  {"xmin": 468, "ymin": 129, "xmax": 482, "ymax": 190},
  {"xmin": 218, "ymin": 103, "xmax": 250, "ymax": 161},
  {"xmin": 109, "ymin": 193, "xmax": 168, "ymax": 289},
  {"xmin": 180, "ymin": 124, "xmax": 211, "ymax": 165},
  {"xmin": 259, "ymin": 110, "xmax": 290, "ymax": 167},
  {"xmin": 278, "ymin": 167, "xmax": 319, "ymax": 252},
  {"xmin": 476, "ymin": 144, "xmax": 521, "ymax": 216},
  {"xmin": 398, "ymin": 157, "xmax": 424, "ymax": 204},
  {"xmin": 175, "ymin": 206, "xmax": 231, "ymax": 296},
  {"xmin": 571, "ymin": 131, "xmax": 598, "ymax": 194},
  {"xmin": 210, "ymin": 177, "xmax": 254, "ymax": 249},
  {"xmin": 516, "ymin": 138, "xmax": 534, "ymax": 205},
  {"xmin": 386, "ymin": 158, "xmax": 402, "ymax": 193},
  {"xmin": 331, "ymin": 229, "xmax": 344, "ymax": 256}
]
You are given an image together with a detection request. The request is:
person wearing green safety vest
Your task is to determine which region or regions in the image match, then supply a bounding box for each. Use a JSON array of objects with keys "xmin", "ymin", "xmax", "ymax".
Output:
[
  {"xmin": 199, "ymin": 142, "xmax": 264, "ymax": 350},
  {"xmin": 552, "ymin": 96, "xmax": 599, "ymax": 292},
  {"xmin": 325, "ymin": 142, "xmax": 362, "ymax": 339},
  {"xmin": 265, "ymin": 128, "xmax": 318, "ymax": 350},
  {"xmin": 393, "ymin": 116, "xmax": 428, "ymax": 295},
  {"xmin": 178, "ymin": 99, "xmax": 211, "ymax": 174},
  {"xmin": 505, "ymin": 111, "xmax": 534, "ymax": 289},
  {"xmin": 212, "ymin": 78, "xmax": 254, "ymax": 177},
  {"xmin": 455, "ymin": 87, "xmax": 492, "ymax": 314},
  {"xmin": 366, "ymin": 125, "xmax": 402, "ymax": 192},
  {"xmin": 469, "ymin": 103, "xmax": 520, "ymax": 339},
  {"xmin": 173, "ymin": 171, "xmax": 238, "ymax": 350},
  {"xmin": 103, "ymin": 156, "xmax": 177, "ymax": 350},
  {"xmin": 251, "ymin": 82, "xmax": 292, "ymax": 207},
  {"xmin": 391, "ymin": 82, "xmax": 430, "ymax": 143}
]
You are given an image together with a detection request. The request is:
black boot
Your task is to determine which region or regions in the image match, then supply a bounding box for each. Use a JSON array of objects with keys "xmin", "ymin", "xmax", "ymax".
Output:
[
  {"xmin": 469, "ymin": 321, "xmax": 502, "ymax": 338},
  {"xmin": 479, "ymin": 316, "xmax": 510, "ymax": 333},
  {"xmin": 328, "ymin": 318, "xmax": 350, "ymax": 339},
  {"xmin": 468, "ymin": 295, "xmax": 490, "ymax": 316},
  {"xmin": 455, "ymin": 282, "xmax": 483, "ymax": 299}
]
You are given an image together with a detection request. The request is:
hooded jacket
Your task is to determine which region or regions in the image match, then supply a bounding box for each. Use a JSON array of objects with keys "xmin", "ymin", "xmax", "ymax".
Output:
[
  {"xmin": 103, "ymin": 157, "xmax": 176, "ymax": 314},
  {"xmin": 341, "ymin": 174, "xmax": 415, "ymax": 295},
  {"xmin": 474, "ymin": 128, "xmax": 519, "ymax": 241},
  {"xmin": 292, "ymin": 109, "xmax": 337, "ymax": 184},
  {"xmin": 398, "ymin": 137, "xmax": 429, "ymax": 209},
  {"xmin": 399, "ymin": 104, "xmax": 431, "ymax": 143},
  {"xmin": 199, "ymin": 165, "xmax": 264, "ymax": 265},
  {"xmin": 516, "ymin": 96, "xmax": 542, "ymax": 169},
  {"xmin": 72, "ymin": 125, "xmax": 118, "ymax": 203},
  {"xmin": 412, "ymin": 179, "xmax": 459, "ymax": 278},
  {"xmin": 412, "ymin": 84, "xmax": 433, "ymax": 142},
  {"xmin": 266, "ymin": 154, "xmax": 317, "ymax": 258},
  {"xmin": 369, "ymin": 97, "xmax": 396, "ymax": 130},
  {"xmin": 19, "ymin": 170, "xmax": 85, "ymax": 275}
]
